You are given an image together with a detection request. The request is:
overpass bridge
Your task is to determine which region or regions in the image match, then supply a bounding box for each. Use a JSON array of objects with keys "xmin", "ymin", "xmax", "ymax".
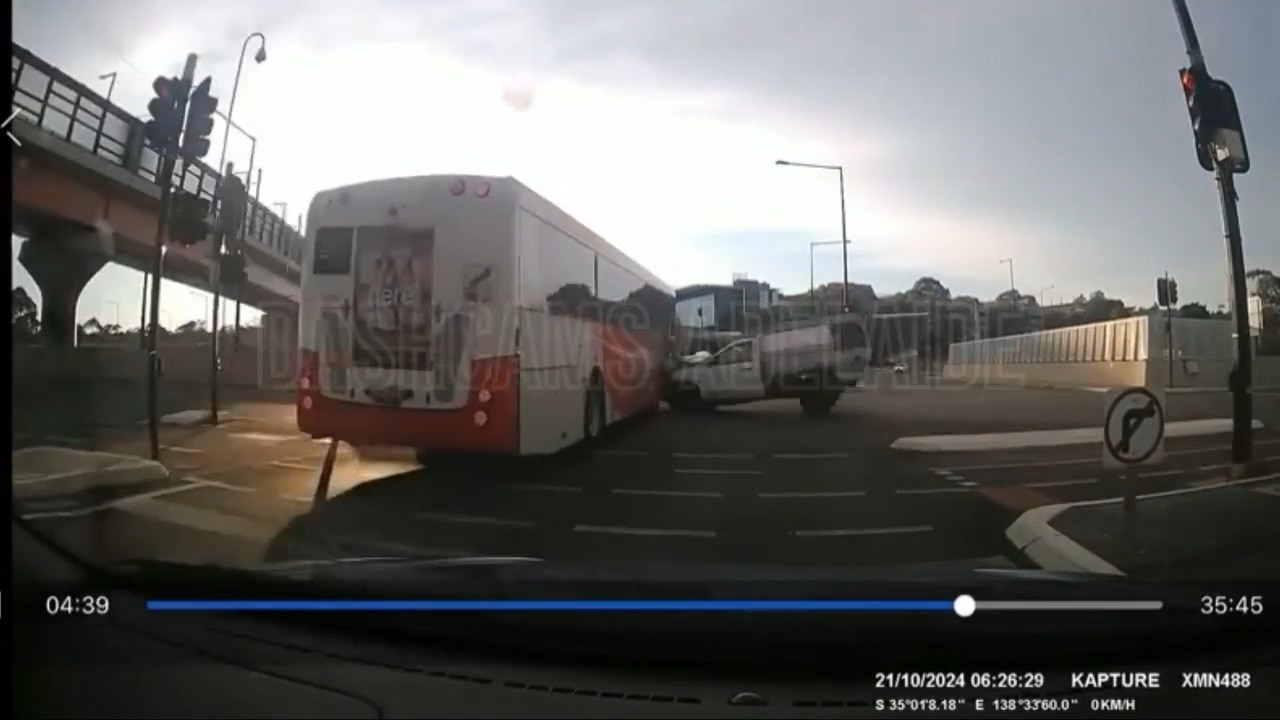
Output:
[{"xmin": 10, "ymin": 42, "xmax": 303, "ymax": 357}]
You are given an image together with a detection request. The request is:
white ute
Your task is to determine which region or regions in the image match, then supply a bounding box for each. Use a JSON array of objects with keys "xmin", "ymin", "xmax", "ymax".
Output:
[{"xmin": 664, "ymin": 316, "xmax": 869, "ymax": 417}]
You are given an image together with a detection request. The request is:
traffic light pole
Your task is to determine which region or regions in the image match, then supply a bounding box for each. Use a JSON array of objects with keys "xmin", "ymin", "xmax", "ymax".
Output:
[
  {"xmin": 1171, "ymin": 0, "xmax": 1252, "ymax": 469},
  {"xmin": 146, "ymin": 53, "xmax": 199, "ymax": 461},
  {"xmin": 1217, "ymin": 165, "xmax": 1253, "ymax": 468}
]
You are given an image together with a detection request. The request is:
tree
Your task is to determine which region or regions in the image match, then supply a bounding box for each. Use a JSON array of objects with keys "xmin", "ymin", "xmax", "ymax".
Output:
[
  {"xmin": 1178, "ymin": 302, "xmax": 1212, "ymax": 319},
  {"xmin": 12, "ymin": 287, "xmax": 40, "ymax": 341},
  {"xmin": 82, "ymin": 317, "xmax": 103, "ymax": 335}
]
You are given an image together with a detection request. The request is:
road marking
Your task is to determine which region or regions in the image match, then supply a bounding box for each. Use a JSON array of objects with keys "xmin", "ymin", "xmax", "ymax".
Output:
[
  {"xmin": 572, "ymin": 524, "xmax": 716, "ymax": 538},
  {"xmin": 773, "ymin": 452, "xmax": 849, "ymax": 460},
  {"xmin": 115, "ymin": 494, "xmax": 277, "ymax": 542},
  {"xmin": 270, "ymin": 460, "xmax": 321, "ymax": 471},
  {"xmin": 1138, "ymin": 469, "xmax": 1184, "ymax": 478},
  {"xmin": 932, "ymin": 439, "xmax": 1279, "ymax": 473},
  {"xmin": 757, "ymin": 490, "xmax": 867, "ymax": 499},
  {"xmin": 162, "ymin": 446, "xmax": 202, "ymax": 454},
  {"xmin": 1199, "ymin": 463, "xmax": 1231, "ymax": 472},
  {"xmin": 229, "ymin": 432, "xmax": 301, "ymax": 443},
  {"xmin": 892, "ymin": 418, "xmax": 1265, "ymax": 452},
  {"xmin": 674, "ymin": 468, "xmax": 763, "ymax": 476},
  {"xmin": 42, "ymin": 435, "xmax": 91, "ymax": 446},
  {"xmin": 184, "ymin": 476, "xmax": 258, "ymax": 493},
  {"xmin": 895, "ymin": 487, "xmax": 971, "ymax": 494},
  {"xmin": 1025, "ymin": 477, "xmax": 1098, "ymax": 488},
  {"xmin": 791, "ymin": 525, "xmax": 933, "ymax": 538},
  {"xmin": 415, "ymin": 511, "xmax": 534, "ymax": 528},
  {"xmin": 597, "ymin": 449, "xmax": 649, "ymax": 457},
  {"xmin": 1252, "ymin": 483, "xmax": 1280, "ymax": 496},
  {"xmin": 20, "ymin": 482, "xmax": 206, "ymax": 520},
  {"xmin": 673, "ymin": 452, "xmax": 753, "ymax": 459},
  {"xmin": 514, "ymin": 483, "xmax": 582, "ymax": 493},
  {"xmin": 612, "ymin": 488, "xmax": 724, "ymax": 499},
  {"xmin": 958, "ymin": 480, "xmax": 978, "ymax": 487}
]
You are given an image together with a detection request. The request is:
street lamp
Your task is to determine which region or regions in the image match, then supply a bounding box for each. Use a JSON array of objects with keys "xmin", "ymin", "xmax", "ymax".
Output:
[
  {"xmin": 776, "ymin": 159, "xmax": 849, "ymax": 309},
  {"xmin": 216, "ymin": 32, "xmax": 267, "ymax": 192},
  {"xmin": 999, "ymin": 258, "xmax": 1016, "ymax": 293},
  {"xmin": 98, "ymin": 71, "xmax": 117, "ymax": 101}
]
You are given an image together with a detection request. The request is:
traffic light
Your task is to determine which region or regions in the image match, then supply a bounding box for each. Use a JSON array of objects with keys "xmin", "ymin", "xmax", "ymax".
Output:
[
  {"xmin": 1157, "ymin": 277, "xmax": 1180, "ymax": 308},
  {"xmin": 168, "ymin": 191, "xmax": 212, "ymax": 246},
  {"xmin": 181, "ymin": 76, "xmax": 217, "ymax": 161},
  {"xmin": 144, "ymin": 76, "xmax": 181, "ymax": 150},
  {"xmin": 1178, "ymin": 67, "xmax": 1250, "ymax": 174},
  {"xmin": 216, "ymin": 171, "xmax": 249, "ymax": 251}
]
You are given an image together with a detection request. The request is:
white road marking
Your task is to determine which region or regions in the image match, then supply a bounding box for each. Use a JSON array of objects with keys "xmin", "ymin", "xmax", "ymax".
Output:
[
  {"xmin": 895, "ymin": 487, "xmax": 971, "ymax": 494},
  {"xmin": 892, "ymin": 419, "xmax": 1265, "ymax": 452},
  {"xmin": 673, "ymin": 452, "xmax": 753, "ymax": 459},
  {"xmin": 958, "ymin": 480, "xmax": 978, "ymax": 487},
  {"xmin": 791, "ymin": 525, "xmax": 933, "ymax": 538},
  {"xmin": 933, "ymin": 440, "xmax": 1279, "ymax": 473},
  {"xmin": 1025, "ymin": 477, "xmax": 1098, "ymax": 488},
  {"xmin": 415, "ymin": 511, "xmax": 533, "ymax": 528},
  {"xmin": 1199, "ymin": 463, "xmax": 1231, "ymax": 472},
  {"xmin": 270, "ymin": 460, "xmax": 321, "ymax": 471},
  {"xmin": 514, "ymin": 483, "xmax": 582, "ymax": 493},
  {"xmin": 757, "ymin": 490, "xmax": 866, "ymax": 499},
  {"xmin": 1138, "ymin": 469, "xmax": 1184, "ymax": 478},
  {"xmin": 573, "ymin": 524, "xmax": 716, "ymax": 538},
  {"xmin": 612, "ymin": 488, "xmax": 724, "ymax": 499},
  {"xmin": 183, "ymin": 476, "xmax": 257, "ymax": 493},
  {"xmin": 596, "ymin": 449, "xmax": 649, "ymax": 457},
  {"xmin": 773, "ymin": 452, "xmax": 849, "ymax": 459},
  {"xmin": 21, "ymin": 482, "xmax": 206, "ymax": 521},
  {"xmin": 229, "ymin": 432, "xmax": 300, "ymax": 443},
  {"xmin": 674, "ymin": 468, "xmax": 763, "ymax": 476},
  {"xmin": 162, "ymin": 446, "xmax": 202, "ymax": 454},
  {"xmin": 115, "ymin": 494, "xmax": 277, "ymax": 542}
]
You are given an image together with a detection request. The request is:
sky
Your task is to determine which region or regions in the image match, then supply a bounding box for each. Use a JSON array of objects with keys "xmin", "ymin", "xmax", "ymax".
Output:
[{"xmin": 11, "ymin": 0, "xmax": 1279, "ymax": 328}]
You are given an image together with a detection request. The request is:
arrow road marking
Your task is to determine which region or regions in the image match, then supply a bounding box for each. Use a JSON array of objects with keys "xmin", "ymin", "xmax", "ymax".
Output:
[{"xmin": 3, "ymin": 109, "xmax": 28, "ymax": 146}]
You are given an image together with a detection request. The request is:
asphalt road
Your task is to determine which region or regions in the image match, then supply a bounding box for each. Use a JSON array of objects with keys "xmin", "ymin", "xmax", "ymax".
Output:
[{"xmin": 14, "ymin": 378, "xmax": 1280, "ymax": 577}]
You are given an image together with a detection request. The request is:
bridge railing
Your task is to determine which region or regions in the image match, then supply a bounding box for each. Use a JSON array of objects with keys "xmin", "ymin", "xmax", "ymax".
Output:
[{"xmin": 11, "ymin": 43, "xmax": 303, "ymax": 273}]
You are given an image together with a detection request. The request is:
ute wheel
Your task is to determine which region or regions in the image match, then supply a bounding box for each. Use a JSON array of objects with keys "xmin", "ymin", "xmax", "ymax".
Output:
[
  {"xmin": 583, "ymin": 371, "xmax": 607, "ymax": 443},
  {"xmin": 800, "ymin": 390, "xmax": 840, "ymax": 417},
  {"xmin": 668, "ymin": 385, "xmax": 704, "ymax": 414}
]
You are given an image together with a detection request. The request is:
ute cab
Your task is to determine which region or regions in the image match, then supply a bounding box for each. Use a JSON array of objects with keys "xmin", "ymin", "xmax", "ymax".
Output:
[{"xmin": 665, "ymin": 315, "xmax": 868, "ymax": 417}]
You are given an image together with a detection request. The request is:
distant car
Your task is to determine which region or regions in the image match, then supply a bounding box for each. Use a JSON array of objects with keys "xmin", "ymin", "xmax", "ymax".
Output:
[{"xmin": 893, "ymin": 364, "xmax": 907, "ymax": 375}]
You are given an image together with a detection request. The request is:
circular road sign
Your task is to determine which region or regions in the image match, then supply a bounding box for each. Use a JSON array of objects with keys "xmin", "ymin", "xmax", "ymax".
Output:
[{"xmin": 1103, "ymin": 387, "xmax": 1166, "ymax": 466}]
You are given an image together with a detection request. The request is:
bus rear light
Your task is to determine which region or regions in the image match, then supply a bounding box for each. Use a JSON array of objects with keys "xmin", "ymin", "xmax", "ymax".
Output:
[
  {"xmin": 473, "ymin": 411, "xmax": 488, "ymax": 427},
  {"xmin": 478, "ymin": 388, "xmax": 492, "ymax": 403},
  {"xmin": 449, "ymin": 179, "xmax": 465, "ymax": 196},
  {"xmin": 302, "ymin": 396, "xmax": 314, "ymax": 410},
  {"xmin": 474, "ymin": 180, "xmax": 490, "ymax": 198},
  {"xmin": 300, "ymin": 376, "xmax": 312, "ymax": 391}
]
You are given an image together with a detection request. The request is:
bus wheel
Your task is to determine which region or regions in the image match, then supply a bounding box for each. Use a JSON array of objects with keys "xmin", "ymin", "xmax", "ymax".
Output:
[{"xmin": 584, "ymin": 371, "xmax": 607, "ymax": 443}]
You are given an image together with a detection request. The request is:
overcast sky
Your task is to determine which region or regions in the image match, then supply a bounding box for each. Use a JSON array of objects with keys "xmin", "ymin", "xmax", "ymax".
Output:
[{"xmin": 12, "ymin": 0, "xmax": 1278, "ymax": 327}]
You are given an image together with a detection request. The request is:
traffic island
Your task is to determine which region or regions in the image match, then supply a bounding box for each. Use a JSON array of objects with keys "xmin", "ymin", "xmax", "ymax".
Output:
[
  {"xmin": 1006, "ymin": 472, "xmax": 1280, "ymax": 577},
  {"xmin": 13, "ymin": 446, "xmax": 183, "ymax": 519}
]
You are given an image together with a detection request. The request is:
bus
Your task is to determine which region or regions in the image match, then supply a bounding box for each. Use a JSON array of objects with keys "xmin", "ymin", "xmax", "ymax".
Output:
[{"xmin": 296, "ymin": 175, "xmax": 676, "ymax": 459}]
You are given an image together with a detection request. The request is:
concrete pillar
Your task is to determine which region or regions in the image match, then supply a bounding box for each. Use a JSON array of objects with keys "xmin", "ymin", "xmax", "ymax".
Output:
[
  {"xmin": 17, "ymin": 228, "xmax": 112, "ymax": 348},
  {"xmin": 258, "ymin": 309, "xmax": 300, "ymax": 389}
]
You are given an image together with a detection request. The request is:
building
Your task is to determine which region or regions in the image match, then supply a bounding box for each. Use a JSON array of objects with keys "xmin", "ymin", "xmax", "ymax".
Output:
[{"xmin": 674, "ymin": 277, "xmax": 780, "ymax": 333}]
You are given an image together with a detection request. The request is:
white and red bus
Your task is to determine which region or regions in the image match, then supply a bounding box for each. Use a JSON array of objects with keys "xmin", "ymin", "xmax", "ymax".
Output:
[{"xmin": 296, "ymin": 175, "xmax": 676, "ymax": 458}]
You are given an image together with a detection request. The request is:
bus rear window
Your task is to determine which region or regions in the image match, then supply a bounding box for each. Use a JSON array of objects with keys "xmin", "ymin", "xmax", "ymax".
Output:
[{"xmin": 313, "ymin": 227, "xmax": 354, "ymax": 275}]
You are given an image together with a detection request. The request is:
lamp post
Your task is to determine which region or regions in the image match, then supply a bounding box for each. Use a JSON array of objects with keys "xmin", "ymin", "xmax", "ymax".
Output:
[
  {"xmin": 808, "ymin": 240, "xmax": 849, "ymax": 303},
  {"xmin": 776, "ymin": 159, "xmax": 849, "ymax": 309},
  {"xmin": 999, "ymin": 258, "xmax": 1016, "ymax": 293},
  {"xmin": 215, "ymin": 33, "xmax": 267, "ymax": 192}
]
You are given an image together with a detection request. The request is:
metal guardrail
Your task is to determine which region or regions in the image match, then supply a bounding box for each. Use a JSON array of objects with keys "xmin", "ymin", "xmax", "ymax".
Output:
[{"xmin": 10, "ymin": 43, "xmax": 303, "ymax": 270}]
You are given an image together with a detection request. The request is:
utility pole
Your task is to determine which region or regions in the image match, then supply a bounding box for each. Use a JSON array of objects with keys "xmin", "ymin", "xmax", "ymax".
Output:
[
  {"xmin": 144, "ymin": 54, "xmax": 199, "ymax": 461},
  {"xmin": 1171, "ymin": 0, "xmax": 1254, "ymax": 470}
]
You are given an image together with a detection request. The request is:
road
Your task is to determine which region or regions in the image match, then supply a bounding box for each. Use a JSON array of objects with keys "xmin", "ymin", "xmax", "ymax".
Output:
[{"xmin": 14, "ymin": 376, "xmax": 1280, "ymax": 576}]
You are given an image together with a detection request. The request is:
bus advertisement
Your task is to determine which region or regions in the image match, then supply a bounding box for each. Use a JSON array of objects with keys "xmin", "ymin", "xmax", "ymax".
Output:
[{"xmin": 297, "ymin": 175, "xmax": 676, "ymax": 460}]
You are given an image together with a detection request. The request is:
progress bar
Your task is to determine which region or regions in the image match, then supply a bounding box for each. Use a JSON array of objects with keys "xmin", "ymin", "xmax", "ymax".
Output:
[{"xmin": 954, "ymin": 595, "xmax": 1164, "ymax": 617}]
